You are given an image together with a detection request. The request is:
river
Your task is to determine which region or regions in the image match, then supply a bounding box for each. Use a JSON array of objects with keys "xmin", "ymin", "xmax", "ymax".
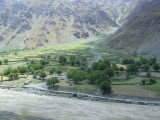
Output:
[{"xmin": 0, "ymin": 89, "xmax": 160, "ymax": 120}]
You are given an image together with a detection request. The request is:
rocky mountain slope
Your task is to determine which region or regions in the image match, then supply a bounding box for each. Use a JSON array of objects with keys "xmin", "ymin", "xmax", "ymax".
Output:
[
  {"xmin": 108, "ymin": 0, "xmax": 160, "ymax": 58},
  {"xmin": 0, "ymin": 0, "xmax": 138, "ymax": 50}
]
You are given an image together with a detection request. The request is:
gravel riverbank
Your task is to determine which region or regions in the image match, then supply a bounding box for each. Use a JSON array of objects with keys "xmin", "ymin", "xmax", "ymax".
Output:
[{"xmin": 1, "ymin": 85, "xmax": 160, "ymax": 106}]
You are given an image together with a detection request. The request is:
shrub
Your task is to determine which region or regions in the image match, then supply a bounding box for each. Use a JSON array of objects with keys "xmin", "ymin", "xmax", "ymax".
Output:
[
  {"xmin": 146, "ymin": 72, "xmax": 151, "ymax": 78},
  {"xmin": 100, "ymin": 81, "xmax": 111, "ymax": 94},
  {"xmin": 146, "ymin": 78, "xmax": 156, "ymax": 85},
  {"xmin": 3, "ymin": 59, "xmax": 8, "ymax": 64},
  {"xmin": 0, "ymin": 60, "xmax": 2, "ymax": 65}
]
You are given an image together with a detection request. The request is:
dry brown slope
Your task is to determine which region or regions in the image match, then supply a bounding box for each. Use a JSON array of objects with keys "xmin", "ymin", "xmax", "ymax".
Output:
[
  {"xmin": 108, "ymin": 0, "xmax": 160, "ymax": 58},
  {"xmin": 0, "ymin": 0, "xmax": 138, "ymax": 50}
]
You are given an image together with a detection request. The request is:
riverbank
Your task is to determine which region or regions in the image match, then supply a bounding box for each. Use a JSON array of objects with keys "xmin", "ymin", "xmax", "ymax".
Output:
[
  {"xmin": 0, "ymin": 89, "xmax": 160, "ymax": 120},
  {"xmin": 1, "ymin": 85, "xmax": 160, "ymax": 106}
]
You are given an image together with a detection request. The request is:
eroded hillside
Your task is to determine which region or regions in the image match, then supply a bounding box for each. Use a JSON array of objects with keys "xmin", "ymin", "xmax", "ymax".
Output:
[
  {"xmin": 108, "ymin": 0, "xmax": 160, "ymax": 58},
  {"xmin": 0, "ymin": 0, "xmax": 138, "ymax": 50}
]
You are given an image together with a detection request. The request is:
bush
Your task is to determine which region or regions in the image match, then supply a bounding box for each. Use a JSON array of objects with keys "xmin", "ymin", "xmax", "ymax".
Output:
[
  {"xmin": 141, "ymin": 80, "xmax": 146, "ymax": 85},
  {"xmin": 47, "ymin": 77, "xmax": 59, "ymax": 87},
  {"xmin": 3, "ymin": 59, "xmax": 8, "ymax": 64},
  {"xmin": 33, "ymin": 75, "xmax": 37, "ymax": 79},
  {"xmin": 100, "ymin": 81, "xmax": 111, "ymax": 94},
  {"xmin": 146, "ymin": 72, "xmax": 151, "ymax": 78},
  {"xmin": 0, "ymin": 60, "xmax": 2, "ymax": 65},
  {"xmin": 146, "ymin": 78, "xmax": 156, "ymax": 85}
]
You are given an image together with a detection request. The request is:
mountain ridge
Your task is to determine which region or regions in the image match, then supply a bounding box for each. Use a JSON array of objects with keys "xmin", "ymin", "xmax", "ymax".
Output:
[
  {"xmin": 108, "ymin": 0, "xmax": 160, "ymax": 58},
  {"xmin": 0, "ymin": 0, "xmax": 138, "ymax": 50}
]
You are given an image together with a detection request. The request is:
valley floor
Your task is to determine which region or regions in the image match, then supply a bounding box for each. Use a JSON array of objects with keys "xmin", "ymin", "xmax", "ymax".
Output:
[{"xmin": 0, "ymin": 89, "xmax": 160, "ymax": 120}]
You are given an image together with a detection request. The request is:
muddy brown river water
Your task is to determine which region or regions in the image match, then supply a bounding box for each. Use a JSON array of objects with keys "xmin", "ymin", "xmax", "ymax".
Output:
[{"xmin": 0, "ymin": 89, "xmax": 160, "ymax": 120}]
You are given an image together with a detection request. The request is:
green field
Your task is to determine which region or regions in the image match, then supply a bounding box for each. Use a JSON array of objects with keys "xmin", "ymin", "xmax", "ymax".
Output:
[{"xmin": 0, "ymin": 34, "xmax": 160, "ymax": 98}]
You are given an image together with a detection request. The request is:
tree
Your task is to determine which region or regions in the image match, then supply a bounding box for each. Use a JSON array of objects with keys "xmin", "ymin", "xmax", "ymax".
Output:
[
  {"xmin": 3, "ymin": 59, "xmax": 8, "ymax": 64},
  {"xmin": 73, "ymin": 74, "xmax": 85, "ymax": 84},
  {"xmin": 140, "ymin": 57, "xmax": 148, "ymax": 64},
  {"xmin": 141, "ymin": 64, "xmax": 150, "ymax": 72},
  {"xmin": 153, "ymin": 63, "xmax": 160, "ymax": 71},
  {"xmin": 122, "ymin": 58, "xmax": 134, "ymax": 64},
  {"xmin": 120, "ymin": 67, "xmax": 124, "ymax": 72},
  {"xmin": 126, "ymin": 72, "xmax": 130, "ymax": 79},
  {"xmin": 59, "ymin": 56, "xmax": 67, "ymax": 65},
  {"xmin": 17, "ymin": 66, "xmax": 28, "ymax": 74},
  {"xmin": 105, "ymin": 68, "xmax": 115, "ymax": 77},
  {"xmin": 67, "ymin": 69, "xmax": 86, "ymax": 84},
  {"xmin": 47, "ymin": 77, "xmax": 59, "ymax": 87},
  {"xmin": 0, "ymin": 60, "xmax": 2, "ymax": 65},
  {"xmin": 4, "ymin": 67, "xmax": 13, "ymax": 75},
  {"xmin": 39, "ymin": 71, "xmax": 47, "ymax": 79},
  {"xmin": 91, "ymin": 62, "xmax": 100, "ymax": 71},
  {"xmin": 56, "ymin": 70, "xmax": 62, "ymax": 75},
  {"xmin": 135, "ymin": 61, "xmax": 142, "ymax": 68},
  {"xmin": 40, "ymin": 59, "xmax": 49, "ymax": 65},
  {"xmin": 148, "ymin": 58, "xmax": 156, "ymax": 66},
  {"xmin": 24, "ymin": 57, "xmax": 29, "ymax": 61},
  {"xmin": 127, "ymin": 64, "xmax": 138, "ymax": 75},
  {"xmin": 112, "ymin": 63, "xmax": 118, "ymax": 71},
  {"xmin": 100, "ymin": 81, "xmax": 111, "ymax": 94},
  {"xmin": 88, "ymin": 71, "xmax": 110, "ymax": 85},
  {"xmin": 9, "ymin": 73, "xmax": 14, "ymax": 80}
]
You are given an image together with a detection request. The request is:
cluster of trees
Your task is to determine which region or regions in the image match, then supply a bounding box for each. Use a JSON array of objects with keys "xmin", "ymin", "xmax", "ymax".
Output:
[
  {"xmin": 2, "ymin": 59, "xmax": 50, "ymax": 80},
  {"xmin": 58, "ymin": 56, "xmax": 87, "ymax": 67},
  {"xmin": 3, "ymin": 67, "xmax": 19, "ymax": 80},
  {"xmin": 0, "ymin": 59, "xmax": 9, "ymax": 65},
  {"xmin": 123, "ymin": 57, "xmax": 160, "ymax": 77},
  {"xmin": 67, "ymin": 60, "xmax": 117, "ymax": 94}
]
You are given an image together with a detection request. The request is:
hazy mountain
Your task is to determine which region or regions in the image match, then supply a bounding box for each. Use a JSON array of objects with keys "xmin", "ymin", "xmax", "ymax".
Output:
[
  {"xmin": 0, "ymin": 0, "xmax": 138, "ymax": 50},
  {"xmin": 108, "ymin": 0, "xmax": 160, "ymax": 58}
]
